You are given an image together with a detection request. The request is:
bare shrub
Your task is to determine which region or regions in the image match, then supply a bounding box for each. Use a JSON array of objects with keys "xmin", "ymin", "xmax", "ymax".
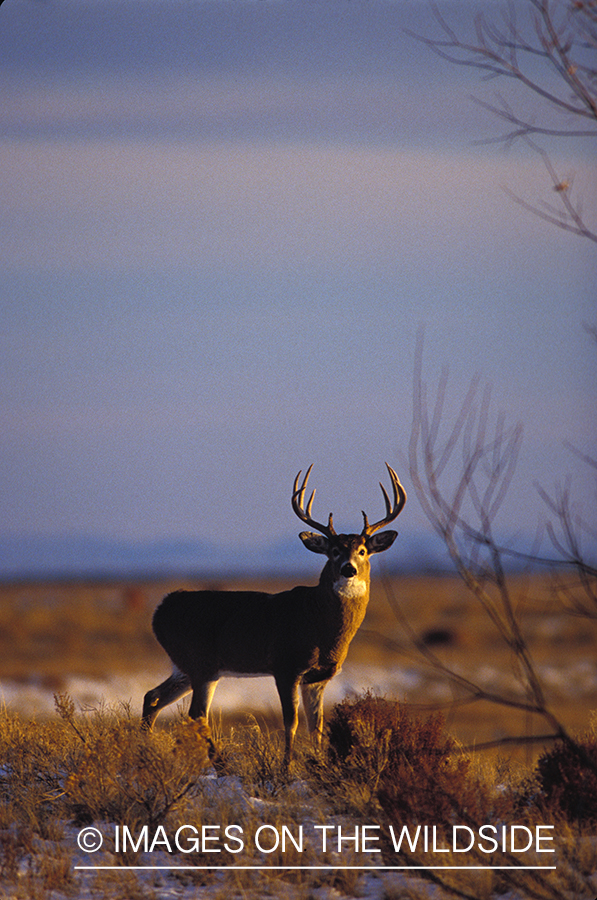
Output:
[
  {"xmin": 322, "ymin": 693, "xmax": 490, "ymax": 825},
  {"xmin": 60, "ymin": 704, "xmax": 209, "ymax": 828},
  {"xmin": 0, "ymin": 823, "xmax": 34, "ymax": 882},
  {"xmin": 211, "ymin": 716, "xmax": 285, "ymax": 790},
  {"xmin": 318, "ymin": 696, "xmax": 597, "ymax": 900},
  {"xmin": 534, "ymin": 733, "xmax": 597, "ymax": 825}
]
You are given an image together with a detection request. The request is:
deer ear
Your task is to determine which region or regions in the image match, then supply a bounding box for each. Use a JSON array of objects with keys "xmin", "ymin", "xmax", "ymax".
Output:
[
  {"xmin": 299, "ymin": 532, "xmax": 330, "ymax": 554},
  {"xmin": 366, "ymin": 530, "xmax": 397, "ymax": 554}
]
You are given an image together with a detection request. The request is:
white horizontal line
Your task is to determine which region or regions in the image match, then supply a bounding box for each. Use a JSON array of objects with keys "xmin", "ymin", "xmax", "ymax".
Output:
[{"xmin": 75, "ymin": 865, "xmax": 557, "ymax": 871}]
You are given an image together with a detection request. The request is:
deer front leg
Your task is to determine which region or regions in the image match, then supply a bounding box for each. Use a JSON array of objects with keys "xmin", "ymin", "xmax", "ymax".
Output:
[
  {"xmin": 275, "ymin": 674, "xmax": 301, "ymax": 772},
  {"xmin": 187, "ymin": 679, "xmax": 219, "ymax": 761},
  {"xmin": 188, "ymin": 679, "xmax": 219, "ymax": 721},
  {"xmin": 300, "ymin": 680, "xmax": 328, "ymax": 749}
]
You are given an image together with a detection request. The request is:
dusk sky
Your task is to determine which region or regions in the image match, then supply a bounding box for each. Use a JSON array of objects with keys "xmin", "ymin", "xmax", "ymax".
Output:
[{"xmin": 1, "ymin": 0, "xmax": 595, "ymax": 572}]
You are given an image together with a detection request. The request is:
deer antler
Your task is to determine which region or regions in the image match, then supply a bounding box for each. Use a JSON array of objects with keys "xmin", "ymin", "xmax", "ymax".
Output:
[
  {"xmin": 361, "ymin": 464, "xmax": 407, "ymax": 537},
  {"xmin": 292, "ymin": 465, "xmax": 336, "ymax": 537}
]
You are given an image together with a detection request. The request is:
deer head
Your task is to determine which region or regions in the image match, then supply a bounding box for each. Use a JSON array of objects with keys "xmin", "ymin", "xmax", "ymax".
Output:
[{"xmin": 292, "ymin": 463, "xmax": 406, "ymax": 592}]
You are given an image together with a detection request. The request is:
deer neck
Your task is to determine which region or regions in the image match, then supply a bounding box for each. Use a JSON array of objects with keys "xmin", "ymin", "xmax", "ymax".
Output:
[{"xmin": 319, "ymin": 562, "xmax": 370, "ymax": 618}]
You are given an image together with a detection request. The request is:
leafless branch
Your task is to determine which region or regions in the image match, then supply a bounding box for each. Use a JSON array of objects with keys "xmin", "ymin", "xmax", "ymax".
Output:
[
  {"xmin": 404, "ymin": 333, "xmax": 578, "ymax": 750},
  {"xmin": 410, "ymin": 0, "xmax": 597, "ymax": 242},
  {"xmin": 503, "ymin": 138, "xmax": 597, "ymax": 242}
]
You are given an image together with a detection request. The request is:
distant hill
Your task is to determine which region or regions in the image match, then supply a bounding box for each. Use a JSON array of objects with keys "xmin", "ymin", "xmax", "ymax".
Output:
[{"xmin": 0, "ymin": 531, "xmax": 455, "ymax": 581}]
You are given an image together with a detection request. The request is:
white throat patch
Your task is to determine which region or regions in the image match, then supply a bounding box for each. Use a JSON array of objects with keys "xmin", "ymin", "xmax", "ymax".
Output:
[{"xmin": 333, "ymin": 576, "xmax": 368, "ymax": 601}]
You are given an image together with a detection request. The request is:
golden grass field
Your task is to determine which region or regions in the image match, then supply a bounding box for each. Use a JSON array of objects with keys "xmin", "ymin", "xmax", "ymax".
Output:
[
  {"xmin": 1, "ymin": 570, "xmax": 596, "ymax": 900},
  {"xmin": 1, "ymin": 570, "xmax": 594, "ymax": 764}
]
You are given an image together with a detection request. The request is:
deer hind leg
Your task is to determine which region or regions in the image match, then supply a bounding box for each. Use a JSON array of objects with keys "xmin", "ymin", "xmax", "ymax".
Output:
[
  {"xmin": 142, "ymin": 667, "xmax": 191, "ymax": 731},
  {"xmin": 275, "ymin": 674, "xmax": 301, "ymax": 773},
  {"xmin": 300, "ymin": 680, "xmax": 328, "ymax": 750}
]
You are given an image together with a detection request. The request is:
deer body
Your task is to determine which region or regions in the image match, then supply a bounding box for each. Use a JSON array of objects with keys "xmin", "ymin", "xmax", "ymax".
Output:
[{"xmin": 142, "ymin": 466, "xmax": 406, "ymax": 768}]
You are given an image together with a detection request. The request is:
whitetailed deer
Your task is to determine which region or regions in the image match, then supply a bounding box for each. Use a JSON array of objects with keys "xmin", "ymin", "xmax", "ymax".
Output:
[{"xmin": 142, "ymin": 464, "xmax": 406, "ymax": 768}]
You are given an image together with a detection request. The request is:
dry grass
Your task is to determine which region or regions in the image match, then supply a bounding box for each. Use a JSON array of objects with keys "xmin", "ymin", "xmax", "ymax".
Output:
[
  {"xmin": 0, "ymin": 696, "xmax": 596, "ymax": 899},
  {"xmin": 320, "ymin": 694, "xmax": 597, "ymax": 900},
  {"xmin": 0, "ymin": 571, "xmax": 596, "ymax": 897},
  {"xmin": 0, "ymin": 700, "xmax": 381, "ymax": 898}
]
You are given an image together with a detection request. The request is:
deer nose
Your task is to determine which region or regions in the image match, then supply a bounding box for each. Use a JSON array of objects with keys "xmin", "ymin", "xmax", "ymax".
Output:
[{"xmin": 341, "ymin": 562, "xmax": 357, "ymax": 578}]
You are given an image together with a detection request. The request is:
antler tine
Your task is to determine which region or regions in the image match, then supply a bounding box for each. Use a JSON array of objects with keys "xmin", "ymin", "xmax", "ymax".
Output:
[
  {"xmin": 292, "ymin": 466, "xmax": 336, "ymax": 537},
  {"xmin": 361, "ymin": 463, "xmax": 407, "ymax": 537}
]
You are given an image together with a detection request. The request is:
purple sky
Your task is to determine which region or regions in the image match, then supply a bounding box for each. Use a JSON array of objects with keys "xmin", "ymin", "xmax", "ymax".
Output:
[{"xmin": 0, "ymin": 0, "xmax": 595, "ymax": 566}]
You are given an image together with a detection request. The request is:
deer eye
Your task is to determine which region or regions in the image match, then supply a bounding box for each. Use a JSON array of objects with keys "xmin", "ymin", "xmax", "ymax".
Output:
[
  {"xmin": 332, "ymin": 548, "xmax": 341, "ymax": 559},
  {"xmin": 359, "ymin": 549, "xmax": 366, "ymax": 556}
]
